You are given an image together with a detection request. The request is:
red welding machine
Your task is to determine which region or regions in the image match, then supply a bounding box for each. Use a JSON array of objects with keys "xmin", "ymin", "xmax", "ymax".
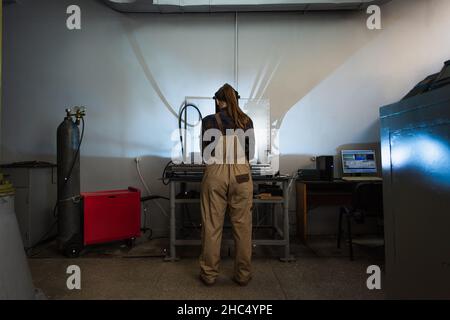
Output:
[{"xmin": 82, "ymin": 187, "xmax": 141, "ymax": 246}]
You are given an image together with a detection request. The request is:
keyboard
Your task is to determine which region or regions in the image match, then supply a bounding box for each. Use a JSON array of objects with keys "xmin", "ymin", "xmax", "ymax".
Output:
[{"xmin": 341, "ymin": 177, "xmax": 383, "ymax": 182}]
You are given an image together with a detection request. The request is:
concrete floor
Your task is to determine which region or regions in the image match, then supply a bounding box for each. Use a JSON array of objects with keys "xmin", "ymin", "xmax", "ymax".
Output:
[{"xmin": 28, "ymin": 237, "xmax": 385, "ymax": 300}]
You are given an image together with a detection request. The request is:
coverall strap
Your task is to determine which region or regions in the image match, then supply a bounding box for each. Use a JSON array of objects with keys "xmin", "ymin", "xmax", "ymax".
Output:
[{"xmin": 214, "ymin": 113, "xmax": 225, "ymax": 135}]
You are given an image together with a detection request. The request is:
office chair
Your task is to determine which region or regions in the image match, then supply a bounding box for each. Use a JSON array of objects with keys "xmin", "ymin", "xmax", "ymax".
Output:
[{"xmin": 337, "ymin": 182, "xmax": 384, "ymax": 260}]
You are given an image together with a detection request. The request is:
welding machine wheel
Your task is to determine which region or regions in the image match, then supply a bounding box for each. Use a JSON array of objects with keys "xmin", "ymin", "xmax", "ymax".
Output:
[
  {"xmin": 125, "ymin": 238, "xmax": 136, "ymax": 248},
  {"xmin": 64, "ymin": 242, "xmax": 83, "ymax": 258}
]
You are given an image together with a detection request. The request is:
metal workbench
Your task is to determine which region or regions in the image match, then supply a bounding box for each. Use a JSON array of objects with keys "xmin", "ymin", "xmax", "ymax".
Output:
[{"xmin": 166, "ymin": 175, "xmax": 295, "ymax": 262}]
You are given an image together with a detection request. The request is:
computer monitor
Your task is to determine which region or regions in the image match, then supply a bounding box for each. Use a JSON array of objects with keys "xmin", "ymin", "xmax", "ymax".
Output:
[{"xmin": 341, "ymin": 150, "xmax": 377, "ymax": 174}]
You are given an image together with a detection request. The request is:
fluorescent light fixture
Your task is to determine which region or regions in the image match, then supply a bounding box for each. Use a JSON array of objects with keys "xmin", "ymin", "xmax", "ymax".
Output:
[{"xmin": 108, "ymin": 0, "xmax": 137, "ymax": 3}]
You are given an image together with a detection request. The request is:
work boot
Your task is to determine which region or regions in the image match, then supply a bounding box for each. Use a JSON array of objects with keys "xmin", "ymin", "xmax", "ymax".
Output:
[
  {"xmin": 199, "ymin": 274, "xmax": 216, "ymax": 286},
  {"xmin": 232, "ymin": 276, "xmax": 252, "ymax": 287}
]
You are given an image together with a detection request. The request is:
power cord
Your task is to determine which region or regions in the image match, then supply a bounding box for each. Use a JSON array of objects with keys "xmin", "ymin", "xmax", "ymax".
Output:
[{"xmin": 135, "ymin": 159, "xmax": 171, "ymax": 238}]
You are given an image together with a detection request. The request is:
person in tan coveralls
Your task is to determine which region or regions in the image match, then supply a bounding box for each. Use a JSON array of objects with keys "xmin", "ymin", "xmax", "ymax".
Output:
[{"xmin": 199, "ymin": 84, "xmax": 255, "ymax": 286}]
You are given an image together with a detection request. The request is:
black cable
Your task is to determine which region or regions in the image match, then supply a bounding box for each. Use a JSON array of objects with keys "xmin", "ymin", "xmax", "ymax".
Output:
[
  {"xmin": 181, "ymin": 203, "xmax": 202, "ymax": 239},
  {"xmin": 141, "ymin": 195, "xmax": 170, "ymax": 202},
  {"xmin": 148, "ymin": 235, "xmax": 169, "ymax": 241},
  {"xmin": 62, "ymin": 117, "xmax": 85, "ymax": 191},
  {"xmin": 178, "ymin": 103, "xmax": 202, "ymax": 159},
  {"xmin": 178, "ymin": 103, "xmax": 203, "ymax": 129},
  {"xmin": 184, "ymin": 204, "xmax": 201, "ymax": 230},
  {"xmin": 141, "ymin": 205, "xmax": 153, "ymax": 239},
  {"xmin": 25, "ymin": 221, "xmax": 58, "ymax": 257},
  {"xmin": 53, "ymin": 202, "xmax": 58, "ymax": 218},
  {"xmin": 162, "ymin": 160, "xmax": 173, "ymax": 185},
  {"xmin": 147, "ymin": 227, "xmax": 153, "ymax": 240}
]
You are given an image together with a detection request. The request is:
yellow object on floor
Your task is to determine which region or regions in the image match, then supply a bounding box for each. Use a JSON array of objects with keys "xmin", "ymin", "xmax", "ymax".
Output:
[
  {"xmin": 255, "ymin": 193, "xmax": 283, "ymax": 201},
  {"xmin": 0, "ymin": 173, "xmax": 15, "ymax": 196}
]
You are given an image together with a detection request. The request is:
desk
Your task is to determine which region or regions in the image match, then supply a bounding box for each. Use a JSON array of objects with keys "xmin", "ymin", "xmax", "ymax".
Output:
[
  {"xmin": 296, "ymin": 180, "xmax": 367, "ymax": 243},
  {"xmin": 167, "ymin": 175, "xmax": 294, "ymax": 262}
]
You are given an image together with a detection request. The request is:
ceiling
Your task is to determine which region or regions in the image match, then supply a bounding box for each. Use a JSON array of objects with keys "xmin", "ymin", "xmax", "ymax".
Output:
[{"xmin": 103, "ymin": 0, "xmax": 392, "ymax": 13}]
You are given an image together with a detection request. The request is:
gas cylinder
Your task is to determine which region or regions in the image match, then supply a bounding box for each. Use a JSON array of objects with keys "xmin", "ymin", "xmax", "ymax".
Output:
[{"xmin": 57, "ymin": 108, "xmax": 85, "ymax": 257}]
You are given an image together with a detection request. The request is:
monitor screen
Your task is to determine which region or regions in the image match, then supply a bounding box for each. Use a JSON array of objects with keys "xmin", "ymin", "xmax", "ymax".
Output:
[{"xmin": 341, "ymin": 150, "xmax": 377, "ymax": 174}]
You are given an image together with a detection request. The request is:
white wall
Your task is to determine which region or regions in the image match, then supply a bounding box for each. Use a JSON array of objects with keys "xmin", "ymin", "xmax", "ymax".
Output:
[
  {"xmin": 0, "ymin": 2, "xmax": 2, "ymax": 159},
  {"xmin": 281, "ymin": 0, "xmax": 450, "ymax": 171},
  {"xmin": 2, "ymin": 0, "xmax": 450, "ymax": 235}
]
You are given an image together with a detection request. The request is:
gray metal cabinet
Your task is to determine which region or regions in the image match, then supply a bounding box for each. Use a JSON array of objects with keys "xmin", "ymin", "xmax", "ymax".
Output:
[
  {"xmin": 1, "ymin": 165, "xmax": 57, "ymax": 249},
  {"xmin": 380, "ymin": 85, "xmax": 450, "ymax": 299}
]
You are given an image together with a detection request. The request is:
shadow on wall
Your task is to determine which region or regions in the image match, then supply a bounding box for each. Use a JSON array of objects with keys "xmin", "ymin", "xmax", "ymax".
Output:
[
  {"xmin": 116, "ymin": 11, "xmax": 236, "ymax": 124},
  {"xmin": 117, "ymin": 9, "xmax": 381, "ymax": 131},
  {"xmin": 120, "ymin": 17, "xmax": 179, "ymax": 120},
  {"xmin": 236, "ymin": 11, "xmax": 381, "ymax": 127}
]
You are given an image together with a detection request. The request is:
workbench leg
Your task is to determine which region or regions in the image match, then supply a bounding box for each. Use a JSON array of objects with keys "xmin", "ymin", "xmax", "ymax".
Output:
[
  {"xmin": 296, "ymin": 183, "xmax": 308, "ymax": 245},
  {"xmin": 164, "ymin": 181, "xmax": 179, "ymax": 262},
  {"xmin": 272, "ymin": 203, "xmax": 277, "ymax": 238},
  {"xmin": 280, "ymin": 181, "xmax": 295, "ymax": 262}
]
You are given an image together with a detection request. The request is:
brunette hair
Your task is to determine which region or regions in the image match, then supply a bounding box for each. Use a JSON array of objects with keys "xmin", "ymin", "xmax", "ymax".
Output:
[{"xmin": 214, "ymin": 83, "xmax": 250, "ymax": 129}]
